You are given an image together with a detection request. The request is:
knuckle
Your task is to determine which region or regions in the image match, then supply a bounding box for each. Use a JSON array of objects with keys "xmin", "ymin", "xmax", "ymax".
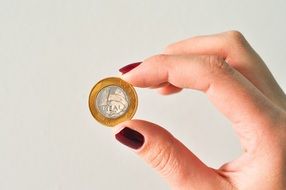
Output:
[
  {"xmin": 225, "ymin": 30, "xmax": 247, "ymax": 46},
  {"xmin": 205, "ymin": 55, "xmax": 233, "ymax": 76},
  {"xmin": 147, "ymin": 139, "xmax": 179, "ymax": 177}
]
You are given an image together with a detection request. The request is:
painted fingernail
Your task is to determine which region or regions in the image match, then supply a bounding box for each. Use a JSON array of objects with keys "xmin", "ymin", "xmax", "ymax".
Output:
[
  {"xmin": 119, "ymin": 62, "xmax": 142, "ymax": 74},
  {"xmin": 115, "ymin": 127, "xmax": 144, "ymax": 149}
]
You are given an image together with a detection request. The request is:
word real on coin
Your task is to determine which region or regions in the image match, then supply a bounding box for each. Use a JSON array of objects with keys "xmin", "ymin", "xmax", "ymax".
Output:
[{"xmin": 89, "ymin": 77, "xmax": 138, "ymax": 127}]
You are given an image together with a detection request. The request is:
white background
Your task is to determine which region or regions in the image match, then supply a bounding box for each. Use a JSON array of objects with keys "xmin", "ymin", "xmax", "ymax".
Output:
[{"xmin": 0, "ymin": 0, "xmax": 285, "ymax": 190}]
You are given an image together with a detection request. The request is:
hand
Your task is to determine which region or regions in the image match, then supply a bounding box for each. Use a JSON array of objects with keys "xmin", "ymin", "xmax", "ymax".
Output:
[{"xmin": 114, "ymin": 31, "xmax": 286, "ymax": 190}]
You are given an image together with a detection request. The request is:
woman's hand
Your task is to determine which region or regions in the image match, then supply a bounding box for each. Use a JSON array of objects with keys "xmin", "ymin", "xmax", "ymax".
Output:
[{"xmin": 114, "ymin": 31, "xmax": 286, "ymax": 190}]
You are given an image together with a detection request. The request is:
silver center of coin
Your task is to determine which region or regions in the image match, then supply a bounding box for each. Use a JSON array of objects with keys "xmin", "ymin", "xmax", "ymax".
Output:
[{"xmin": 95, "ymin": 85, "xmax": 130, "ymax": 119}]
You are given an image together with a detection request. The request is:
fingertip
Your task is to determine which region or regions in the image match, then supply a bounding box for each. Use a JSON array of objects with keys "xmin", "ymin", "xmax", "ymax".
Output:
[
  {"xmin": 112, "ymin": 124, "xmax": 125, "ymax": 135},
  {"xmin": 120, "ymin": 72, "xmax": 132, "ymax": 83},
  {"xmin": 113, "ymin": 120, "xmax": 149, "ymax": 134},
  {"xmin": 119, "ymin": 62, "xmax": 143, "ymax": 86},
  {"xmin": 113, "ymin": 120, "xmax": 146, "ymax": 136}
]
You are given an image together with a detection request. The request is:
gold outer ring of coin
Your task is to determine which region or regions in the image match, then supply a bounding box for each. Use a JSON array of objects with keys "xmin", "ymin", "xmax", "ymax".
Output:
[{"xmin": 88, "ymin": 77, "xmax": 138, "ymax": 127}]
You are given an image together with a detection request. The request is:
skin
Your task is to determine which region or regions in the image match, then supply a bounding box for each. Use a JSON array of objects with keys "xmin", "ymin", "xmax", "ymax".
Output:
[{"xmin": 114, "ymin": 31, "xmax": 286, "ymax": 190}]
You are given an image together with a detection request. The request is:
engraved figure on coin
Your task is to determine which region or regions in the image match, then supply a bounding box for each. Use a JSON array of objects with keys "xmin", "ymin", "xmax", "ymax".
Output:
[{"xmin": 96, "ymin": 86, "xmax": 129, "ymax": 119}]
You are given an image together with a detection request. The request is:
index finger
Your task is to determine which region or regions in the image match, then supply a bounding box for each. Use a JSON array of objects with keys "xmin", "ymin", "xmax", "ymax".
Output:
[
  {"xmin": 163, "ymin": 31, "xmax": 286, "ymax": 110},
  {"xmin": 122, "ymin": 54, "xmax": 276, "ymax": 147}
]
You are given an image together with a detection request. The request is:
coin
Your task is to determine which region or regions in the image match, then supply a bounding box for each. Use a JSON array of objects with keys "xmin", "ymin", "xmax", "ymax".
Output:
[{"xmin": 88, "ymin": 77, "xmax": 138, "ymax": 127}]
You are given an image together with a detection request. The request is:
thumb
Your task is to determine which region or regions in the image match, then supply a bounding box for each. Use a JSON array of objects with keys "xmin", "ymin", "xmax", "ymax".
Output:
[{"xmin": 113, "ymin": 119, "xmax": 229, "ymax": 190}]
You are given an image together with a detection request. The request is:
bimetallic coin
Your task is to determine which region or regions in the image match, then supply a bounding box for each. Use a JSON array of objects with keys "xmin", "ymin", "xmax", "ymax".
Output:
[{"xmin": 89, "ymin": 77, "xmax": 138, "ymax": 127}]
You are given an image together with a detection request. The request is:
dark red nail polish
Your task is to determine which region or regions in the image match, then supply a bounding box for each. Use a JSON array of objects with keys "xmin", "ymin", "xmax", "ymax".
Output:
[
  {"xmin": 115, "ymin": 127, "xmax": 144, "ymax": 149},
  {"xmin": 119, "ymin": 62, "xmax": 142, "ymax": 74}
]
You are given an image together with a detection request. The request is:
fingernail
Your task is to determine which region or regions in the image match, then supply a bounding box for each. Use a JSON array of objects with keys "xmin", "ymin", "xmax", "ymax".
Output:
[
  {"xmin": 115, "ymin": 127, "xmax": 144, "ymax": 149},
  {"xmin": 119, "ymin": 62, "xmax": 142, "ymax": 74}
]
